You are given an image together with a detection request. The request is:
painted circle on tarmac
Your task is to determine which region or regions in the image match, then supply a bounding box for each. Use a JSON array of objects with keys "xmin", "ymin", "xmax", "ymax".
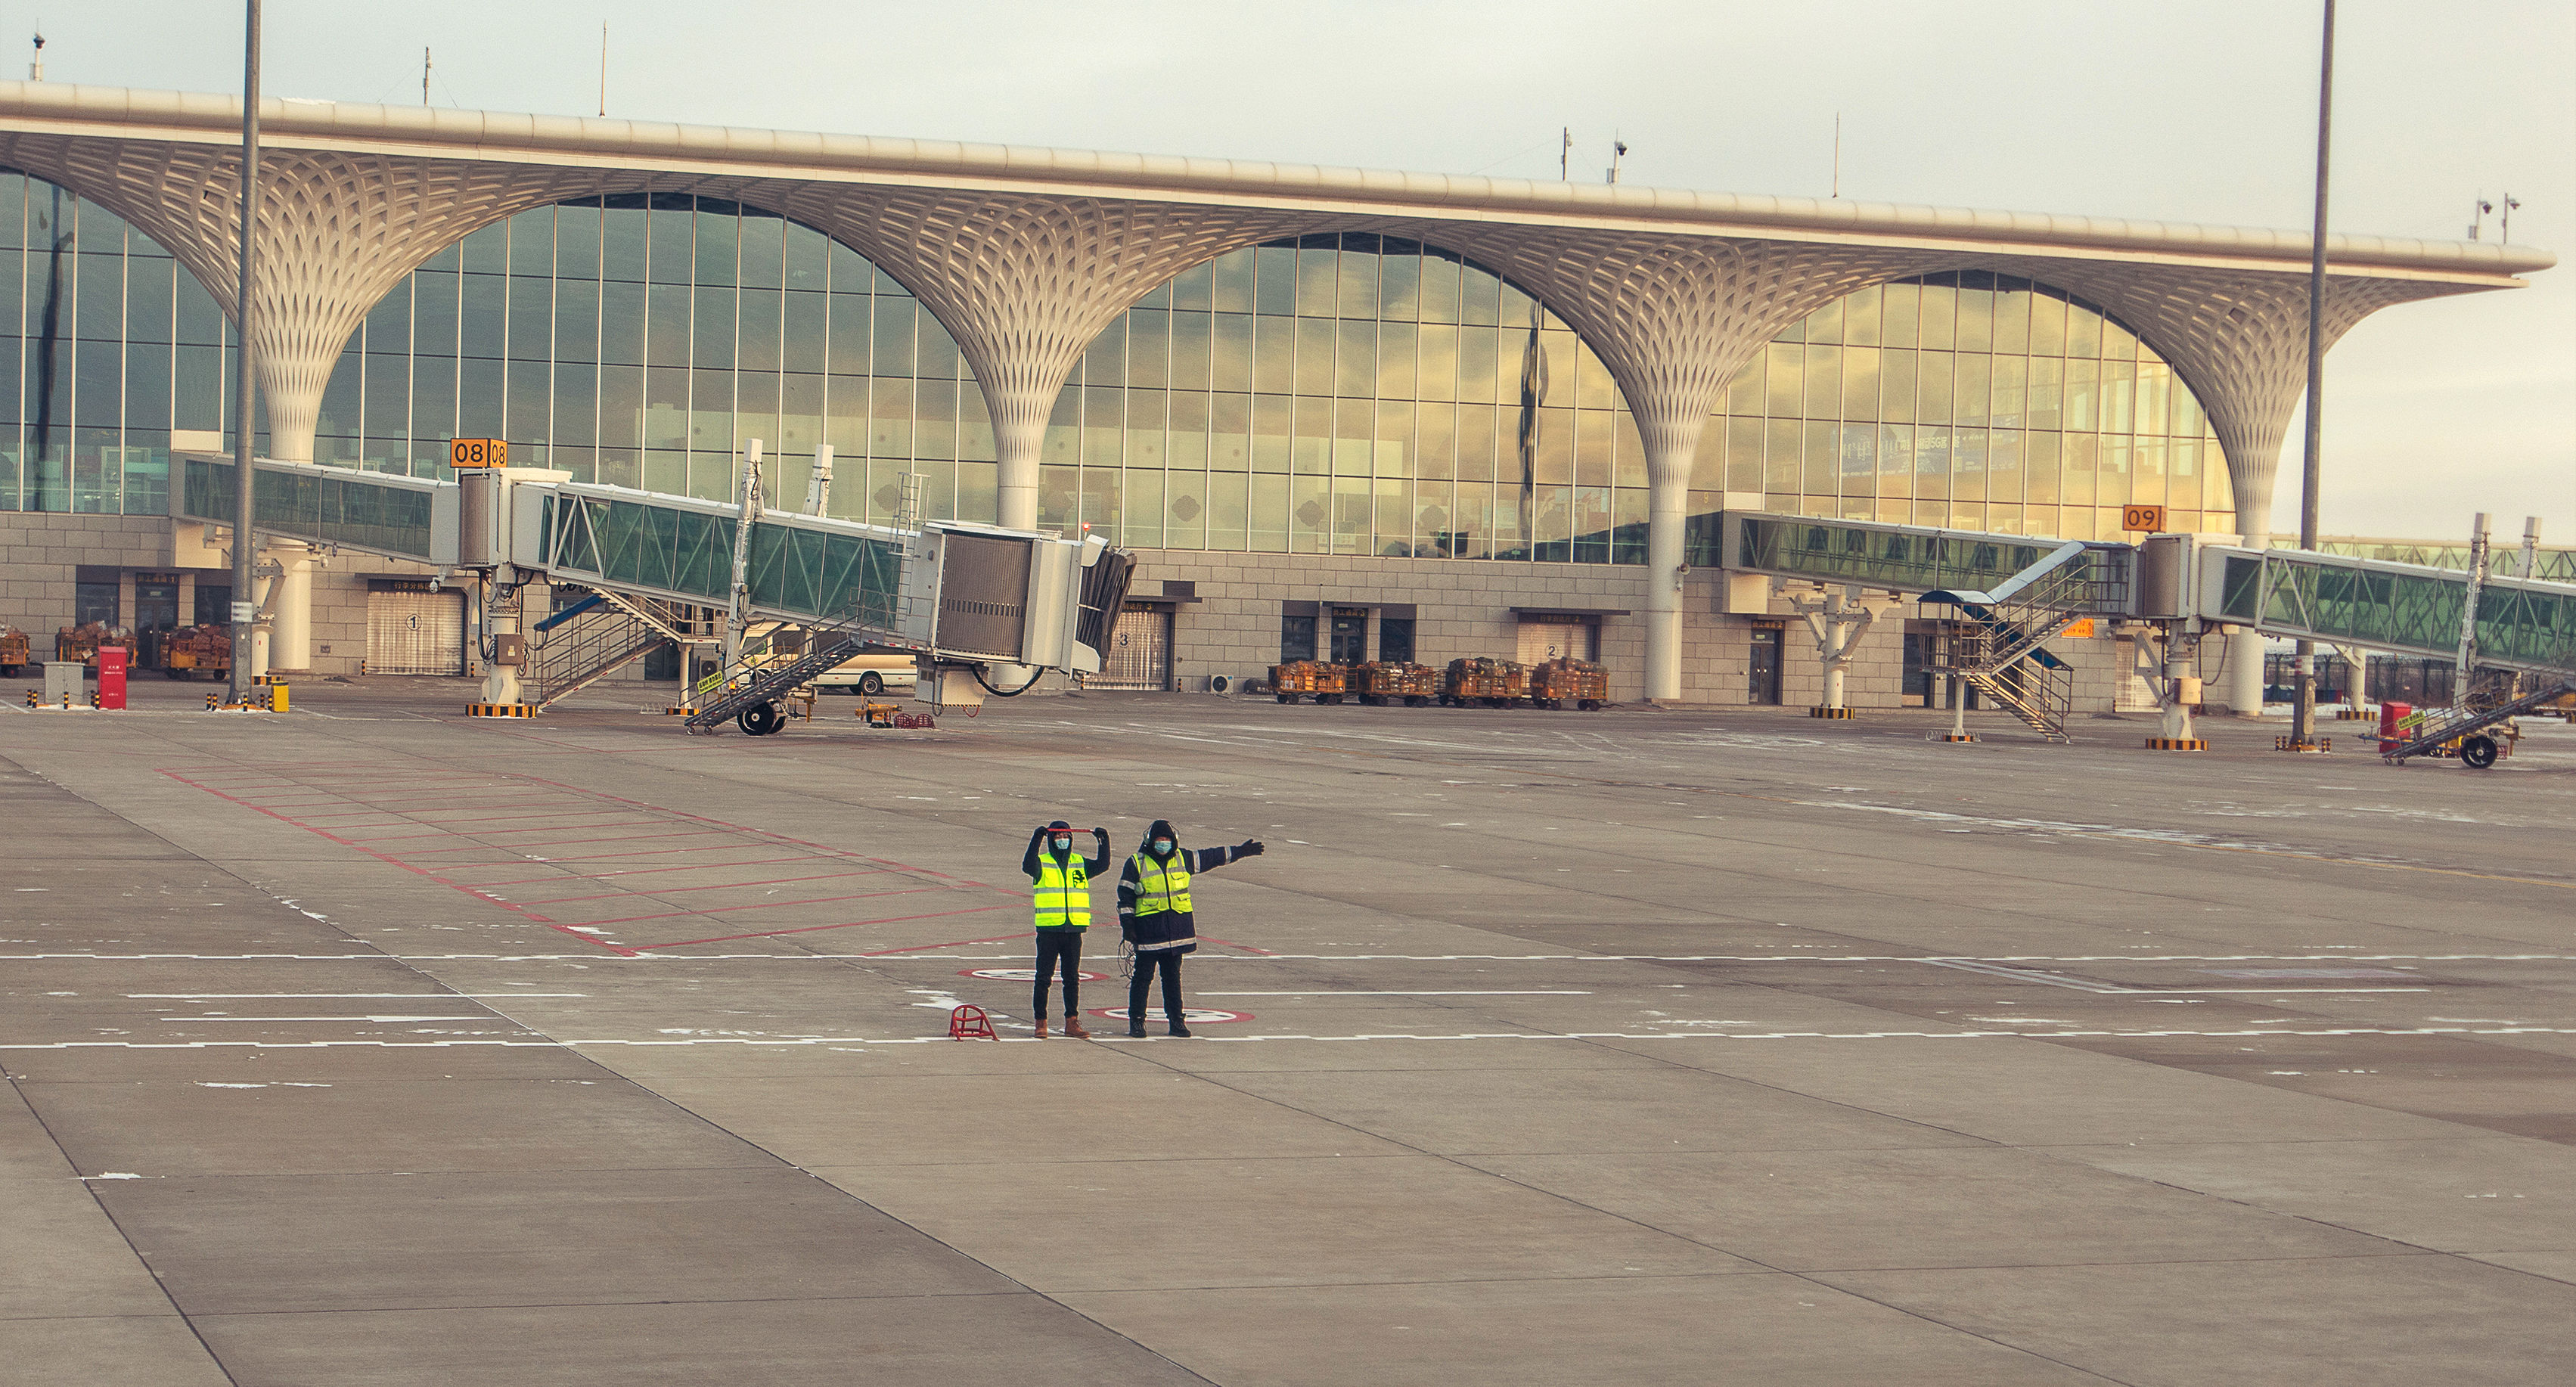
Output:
[
  {"xmin": 963, "ymin": 967, "xmax": 1107, "ymax": 982},
  {"xmin": 1088, "ymin": 1007, "xmax": 1251, "ymax": 1025}
]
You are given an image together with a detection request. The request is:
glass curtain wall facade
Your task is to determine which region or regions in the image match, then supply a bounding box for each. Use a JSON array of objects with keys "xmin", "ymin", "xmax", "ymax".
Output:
[
  {"xmin": 311, "ymin": 194, "xmax": 995, "ymax": 526},
  {"xmin": 0, "ymin": 168, "xmax": 2230, "ymax": 562},
  {"xmin": 1684, "ymin": 272, "xmax": 2234, "ymax": 548},
  {"xmin": 0, "ymin": 171, "xmax": 242, "ymax": 515},
  {"xmin": 1044, "ymin": 234, "xmax": 1650, "ymax": 563}
]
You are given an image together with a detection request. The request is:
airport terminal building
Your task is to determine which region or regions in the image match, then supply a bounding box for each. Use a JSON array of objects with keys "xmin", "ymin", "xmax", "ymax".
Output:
[{"xmin": 0, "ymin": 82, "xmax": 2551, "ymax": 710}]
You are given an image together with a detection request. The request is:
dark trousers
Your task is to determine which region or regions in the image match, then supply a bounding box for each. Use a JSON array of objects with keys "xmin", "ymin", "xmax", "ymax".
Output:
[
  {"xmin": 1033, "ymin": 929, "xmax": 1082, "ymax": 1018},
  {"xmin": 1128, "ymin": 950, "xmax": 1184, "ymax": 1026}
]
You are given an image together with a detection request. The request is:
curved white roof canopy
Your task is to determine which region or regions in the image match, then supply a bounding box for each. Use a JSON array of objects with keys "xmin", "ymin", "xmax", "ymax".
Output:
[{"xmin": 0, "ymin": 79, "xmax": 2550, "ymax": 542}]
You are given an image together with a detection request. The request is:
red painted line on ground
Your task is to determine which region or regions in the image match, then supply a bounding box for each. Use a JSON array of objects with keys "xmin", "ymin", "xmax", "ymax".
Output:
[
  {"xmin": 337, "ymin": 820, "xmax": 670, "ymax": 846},
  {"xmin": 507, "ymin": 774, "xmax": 1001, "ymax": 892},
  {"xmin": 380, "ymin": 829, "xmax": 732, "ymax": 858},
  {"xmin": 856, "ymin": 930, "xmax": 1038, "ymax": 957},
  {"xmin": 563, "ymin": 885, "xmax": 957, "ymax": 929},
  {"xmin": 461, "ymin": 855, "xmax": 825, "ymax": 888},
  {"xmin": 636, "ymin": 902, "xmax": 1020, "ymax": 951},
  {"xmin": 157, "ymin": 770, "xmax": 637, "ymax": 957},
  {"xmin": 504, "ymin": 840, "xmax": 785, "ymax": 864},
  {"xmin": 516, "ymin": 867, "xmax": 895, "ymax": 906}
]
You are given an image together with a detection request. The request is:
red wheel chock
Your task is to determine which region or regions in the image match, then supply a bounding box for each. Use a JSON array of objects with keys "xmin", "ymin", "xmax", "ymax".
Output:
[{"xmin": 948, "ymin": 1004, "xmax": 998, "ymax": 1040}]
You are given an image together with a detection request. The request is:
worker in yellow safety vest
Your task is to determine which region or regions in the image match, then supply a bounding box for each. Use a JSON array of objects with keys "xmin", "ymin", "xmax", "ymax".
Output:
[
  {"xmin": 1023, "ymin": 819, "xmax": 1110, "ymax": 1038},
  {"xmin": 1115, "ymin": 818, "xmax": 1264, "ymax": 1038}
]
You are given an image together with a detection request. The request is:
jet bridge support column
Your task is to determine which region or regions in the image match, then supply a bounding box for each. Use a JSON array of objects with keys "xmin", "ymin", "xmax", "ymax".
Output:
[{"xmin": 1788, "ymin": 585, "xmax": 1889, "ymax": 717}]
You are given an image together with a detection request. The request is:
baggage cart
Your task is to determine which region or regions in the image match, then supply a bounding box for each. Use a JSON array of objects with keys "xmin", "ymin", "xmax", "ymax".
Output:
[
  {"xmin": 1270, "ymin": 660, "xmax": 1348, "ymax": 704},
  {"xmin": 1530, "ymin": 657, "xmax": 1609, "ymax": 710},
  {"xmin": 1440, "ymin": 657, "xmax": 1528, "ymax": 708},
  {"xmin": 1352, "ymin": 661, "xmax": 1436, "ymax": 706},
  {"xmin": 0, "ymin": 627, "xmax": 27, "ymax": 677}
]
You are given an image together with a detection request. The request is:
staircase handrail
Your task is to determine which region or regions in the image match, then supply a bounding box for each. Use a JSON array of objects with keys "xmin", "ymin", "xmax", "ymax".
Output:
[{"xmin": 1920, "ymin": 539, "xmax": 2095, "ymax": 610}]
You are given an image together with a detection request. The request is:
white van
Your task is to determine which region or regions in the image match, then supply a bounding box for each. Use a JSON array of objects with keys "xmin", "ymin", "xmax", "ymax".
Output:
[{"xmin": 808, "ymin": 646, "xmax": 920, "ymax": 697}]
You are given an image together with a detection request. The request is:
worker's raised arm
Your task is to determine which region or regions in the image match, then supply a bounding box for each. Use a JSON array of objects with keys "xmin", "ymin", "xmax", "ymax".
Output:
[
  {"xmin": 1083, "ymin": 826, "xmax": 1112, "ymax": 873},
  {"xmin": 1021, "ymin": 826, "xmax": 1047, "ymax": 882},
  {"xmin": 1187, "ymin": 839, "xmax": 1265, "ymax": 873}
]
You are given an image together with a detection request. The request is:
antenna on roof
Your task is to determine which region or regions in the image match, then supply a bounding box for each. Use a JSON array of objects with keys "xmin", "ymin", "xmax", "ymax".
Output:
[
  {"xmin": 421, "ymin": 46, "xmax": 430, "ymax": 107},
  {"xmin": 1606, "ymin": 138, "xmax": 1627, "ymax": 185},
  {"xmin": 2467, "ymin": 194, "xmax": 2491, "ymax": 240},
  {"xmin": 598, "ymin": 23, "xmax": 608, "ymax": 117},
  {"xmin": 1560, "ymin": 126, "xmax": 1570, "ymax": 182},
  {"xmin": 1832, "ymin": 113, "xmax": 1842, "ymax": 198},
  {"xmin": 2500, "ymin": 193, "xmax": 2520, "ymax": 244},
  {"xmin": 29, "ymin": 29, "xmax": 42, "ymax": 82}
]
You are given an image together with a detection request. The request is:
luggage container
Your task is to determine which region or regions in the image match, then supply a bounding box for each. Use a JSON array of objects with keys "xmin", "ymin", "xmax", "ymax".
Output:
[
  {"xmin": 1270, "ymin": 660, "xmax": 1348, "ymax": 704},
  {"xmin": 1440, "ymin": 657, "xmax": 1528, "ymax": 708},
  {"xmin": 0, "ymin": 626, "xmax": 27, "ymax": 676},
  {"xmin": 158, "ymin": 625, "xmax": 233, "ymax": 681},
  {"xmin": 1529, "ymin": 657, "xmax": 1609, "ymax": 710},
  {"xmin": 1352, "ymin": 661, "xmax": 1436, "ymax": 706}
]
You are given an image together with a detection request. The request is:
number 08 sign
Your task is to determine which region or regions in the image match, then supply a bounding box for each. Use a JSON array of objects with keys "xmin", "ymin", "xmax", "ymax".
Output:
[{"xmin": 449, "ymin": 438, "xmax": 507, "ymax": 469}]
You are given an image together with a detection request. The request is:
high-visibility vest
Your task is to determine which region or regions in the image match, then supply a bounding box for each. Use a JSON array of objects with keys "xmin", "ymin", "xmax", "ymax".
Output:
[
  {"xmin": 1130, "ymin": 851, "xmax": 1193, "ymax": 917},
  {"xmin": 1032, "ymin": 853, "xmax": 1091, "ymax": 929}
]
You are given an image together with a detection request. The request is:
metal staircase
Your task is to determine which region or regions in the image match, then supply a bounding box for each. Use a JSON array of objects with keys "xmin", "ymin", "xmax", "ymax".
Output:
[
  {"xmin": 2381, "ymin": 674, "xmax": 2576, "ymax": 766},
  {"xmin": 529, "ymin": 588, "xmax": 709, "ymax": 709},
  {"xmin": 1928, "ymin": 541, "xmax": 2129, "ymax": 744},
  {"xmin": 681, "ymin": 602, "xmax": 892, "ymax": 736}
]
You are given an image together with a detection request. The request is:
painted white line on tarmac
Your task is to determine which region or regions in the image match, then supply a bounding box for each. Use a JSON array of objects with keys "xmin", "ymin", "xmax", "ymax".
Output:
[
  {"xmin": 10, "ymin": 951, "xmax": 2576, "ymax": 965},
  {"xmin": 1197, "ymin": 991, "xmax": 1593, "ymax": 997},
  {"xmin": 11, "ymin": 1024, "xmax": 2576, "ymax": 1053}
]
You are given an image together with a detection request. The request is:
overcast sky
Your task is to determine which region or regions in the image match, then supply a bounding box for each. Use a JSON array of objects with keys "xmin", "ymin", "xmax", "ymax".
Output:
[{"xmin": 20, "ymin": 1, "xmax": 2572, "ymax": 539}]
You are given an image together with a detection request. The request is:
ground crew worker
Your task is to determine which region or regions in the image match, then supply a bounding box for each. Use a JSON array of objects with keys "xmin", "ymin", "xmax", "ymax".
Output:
[
  {"xmin": 1116, "ymin": 819, "xmax": 1263, "ymax": 1038},
  {"xmin": 1023, "ymin": 819, "xmax": 1110, "ymax": 1038}
]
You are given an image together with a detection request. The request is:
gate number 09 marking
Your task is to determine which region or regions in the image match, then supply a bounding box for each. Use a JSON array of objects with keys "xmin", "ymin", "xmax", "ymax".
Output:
[{"xmin": 449, "ymin": 438, "xmax": 507, "ymax": 469}]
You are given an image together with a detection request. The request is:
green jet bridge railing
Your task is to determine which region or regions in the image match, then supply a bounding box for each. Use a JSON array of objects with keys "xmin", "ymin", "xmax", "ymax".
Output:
[
  {"xmin": 1723, "ymin": 512, "xmax": 2135, "ymax": 614},
  {"xmin": 173, "ymin": 455, "xmax": 452, "ymax": 564},
  {"xmin": 538, "ymin": 483, "xmax": 908, "ymax": 629},
  {"xmin": 2208, "ymin": 546, "xmax": 2576, "ymax": 676}
]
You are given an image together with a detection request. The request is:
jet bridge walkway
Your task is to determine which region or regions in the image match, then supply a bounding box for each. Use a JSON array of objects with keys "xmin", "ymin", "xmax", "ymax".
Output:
[{"xmin": 175, "ymin": 455, "xmax": 1132, "ymax": 723}]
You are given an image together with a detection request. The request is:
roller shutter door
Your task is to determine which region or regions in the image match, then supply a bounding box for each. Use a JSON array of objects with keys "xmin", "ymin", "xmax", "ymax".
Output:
[
  {"xmin": 366, "ymin": 586, "xmax": 466, "ymax": 675},
  {"xmin": 1093, "ymin": 604, "xmax": 1172, "ymax": 690}
]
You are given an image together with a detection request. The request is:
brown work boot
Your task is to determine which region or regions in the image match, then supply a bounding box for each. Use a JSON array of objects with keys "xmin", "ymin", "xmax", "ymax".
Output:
[
  {"xmin": 1032, "ymin": 1017, "xmax": 1049, "ymax": 1039},
  {"xmin": 1063, "ymin": 1015, "xmax": 1092, "ymax": 1039}
]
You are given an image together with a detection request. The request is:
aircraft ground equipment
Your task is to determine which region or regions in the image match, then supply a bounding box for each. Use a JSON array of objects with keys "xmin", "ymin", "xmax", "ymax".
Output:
[
  {"xmin": 1271, "ymin": 660, "xmax": 1347, "ymax": 704},
  {"xmin": 1529, "ymin": 658, "xmax": 1609, "ymax": 710},
  {"xmin": 1441, "ymin": 657, "xmax": 1528, "ymax": 708},
  {"xmin": 1352, "ymin": 661, "xmax": 1436, "ymax": 706}
]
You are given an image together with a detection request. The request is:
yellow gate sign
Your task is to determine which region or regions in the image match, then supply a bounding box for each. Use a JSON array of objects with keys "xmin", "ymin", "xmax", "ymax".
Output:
[
  {"xmin": 2121, "ymin": 504, "xmax": 2167, "ymax": 532},
  {"xmin": 449, "ymin": 438, "xmax": 508, "ymax": 469}
]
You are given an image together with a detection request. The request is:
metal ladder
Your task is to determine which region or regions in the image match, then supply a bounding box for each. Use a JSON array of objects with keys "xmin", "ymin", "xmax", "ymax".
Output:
[
  {"xmin": 529, "ymin": 588, "xmax": 707, "ymax": 709},
  {"xmin": 680, "ymin": 604, "xmax": 891, "ymax": 735},
  {"xmin": 1933, "ymin": 542, "xmax": 2125, "ymax": 744},
  {"xmin": 2380, "ymin": 676, "xmax": 2576, "ymax": 765}
]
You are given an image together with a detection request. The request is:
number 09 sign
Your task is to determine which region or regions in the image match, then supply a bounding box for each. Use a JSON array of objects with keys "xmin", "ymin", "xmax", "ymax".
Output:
[
  {"xmin": 449, "ymin": 438, "xmax": 507, "ymax": 469},
  {"xmin": 2121, "ymin": 504, "xmax": 2168, "ymax": 532}
]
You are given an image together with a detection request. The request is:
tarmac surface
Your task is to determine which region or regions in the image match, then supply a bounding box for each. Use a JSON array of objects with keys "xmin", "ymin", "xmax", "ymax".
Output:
[{"xmin": 5, "ymin": 675, "xmax": 2574, "ymax": 1385}]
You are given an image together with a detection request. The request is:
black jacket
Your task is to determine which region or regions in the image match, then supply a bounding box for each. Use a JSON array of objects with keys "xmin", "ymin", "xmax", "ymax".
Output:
[
  {"xmin": 1023, "ymin": 827, "xmax": 1111, "ymax": 926},
  {"xmin": 1116, "ymin": 821, "xmax": 1256, "ymax": 954}
]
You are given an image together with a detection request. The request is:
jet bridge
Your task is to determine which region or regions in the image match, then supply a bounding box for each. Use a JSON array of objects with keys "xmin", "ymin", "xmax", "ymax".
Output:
[{"xmin": 174, "ymin": 455, "xmax": 1134, "ymax": 724}]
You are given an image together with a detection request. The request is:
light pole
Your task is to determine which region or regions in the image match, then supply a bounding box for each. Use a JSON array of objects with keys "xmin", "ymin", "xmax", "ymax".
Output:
[
  {"xmin": 2290, "ymin": 0, "xmax": 2333, "ymax": 752},
  {"xmin": 228, "ymin": 0, "xmax": 262, "ymax": 706}
]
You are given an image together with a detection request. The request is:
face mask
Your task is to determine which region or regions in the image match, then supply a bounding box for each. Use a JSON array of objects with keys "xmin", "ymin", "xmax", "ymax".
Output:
[
  {"xmin": 1051, "ymin": 836, "xmax": 1072, "ymax": 852},
  {"xmin": 1152, "ymin": 839, "xmax": 1172, "ymax": 855}
]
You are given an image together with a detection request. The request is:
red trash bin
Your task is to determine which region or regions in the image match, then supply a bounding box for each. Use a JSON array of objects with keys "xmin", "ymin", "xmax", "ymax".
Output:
[{"xmin": 97, "ymin": 645, "xmax": 128, "ymax": 711}]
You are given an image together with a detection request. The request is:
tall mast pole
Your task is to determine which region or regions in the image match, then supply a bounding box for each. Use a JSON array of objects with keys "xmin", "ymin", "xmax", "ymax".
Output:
[
  {"xmin": 228, "ymin": 0, "xmax": 262, "ymax": 705},
  {"xmin": 2291, "ymin": 0, "xmax": 2333, "ymax": 749}
]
